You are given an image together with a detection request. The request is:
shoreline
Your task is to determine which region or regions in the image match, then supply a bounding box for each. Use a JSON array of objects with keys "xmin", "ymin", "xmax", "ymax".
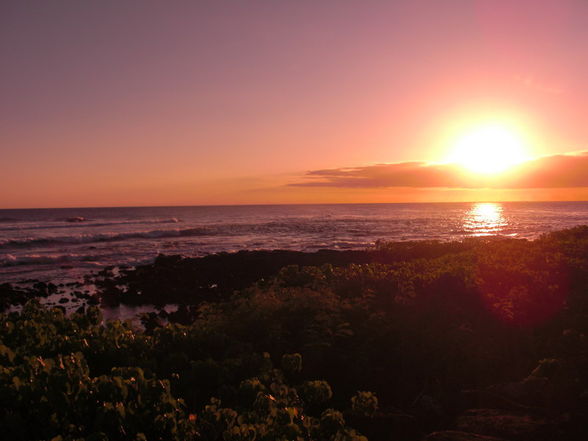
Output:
[
  {"xmin": 3, "ymin": 225, "xmax": 588, "ymax": 439},
  {"xmin": 3, "ymin": 201, "xmax": 588, "ymax": 287},
  {"xmin": 0, "ymin": 228, "xmax": 576, "ymax": 319}
]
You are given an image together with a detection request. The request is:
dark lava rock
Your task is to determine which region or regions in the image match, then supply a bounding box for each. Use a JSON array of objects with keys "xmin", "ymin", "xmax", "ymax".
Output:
[
  {"xmin": 0, "ymin": 283, "xmax": 30, "ymax": 311},
  {"xmin": 90, "ymin": 243, "xmax": 476, "ymax": 307},
  {"xmin": 32, "ymin": 282, "xmax": 49, "ymax": 297},
  {"xmin": 424, "ymin": 430, "xmax": 508, "ymax": 441},
  {"xmin": 73, "ymin": 291, "xmax": 91, "ymax": 299},
  {"xmin": 456, "ymin": 409, "xmax": 563, "ymax": 441},
  {"xmin": 461, "ymin": 390, "xmax": 533, "ymax": 413},
  {"xmin": 167, "ymin": 305, "xmax": 197, "ymax": 325},
  {"xmin": 87, "ymin": 296, "xmax": 100, "ymax": 305},
  {"xmin": 65, "ymin": 216, "xmax": 87, "ymax": 223},
  {"xmin": 347, "ymin": 409, "xmax": 421, "ymax": 441}
]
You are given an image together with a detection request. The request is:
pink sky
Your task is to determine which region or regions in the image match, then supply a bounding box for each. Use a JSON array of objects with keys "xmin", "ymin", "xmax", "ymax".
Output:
[{"xmin": 1, "ymin": 0, "xmax": 588, "ymax": 208}]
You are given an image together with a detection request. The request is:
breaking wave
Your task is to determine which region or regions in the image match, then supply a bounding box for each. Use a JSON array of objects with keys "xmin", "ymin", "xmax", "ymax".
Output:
[
  {"xmin": 0, "ymin": 226, "xmax": 211, "ymax": 249},
  {"xmin": 0, "ymin": 253, "xmax": 103, "ymax": 267},
  {"xmin": 0, "ymin": 218, "xmax": 181, "ymax": 232},
  {"xmin": 0, "ymin": 220, "xmax": 356, "ymax": 250}
]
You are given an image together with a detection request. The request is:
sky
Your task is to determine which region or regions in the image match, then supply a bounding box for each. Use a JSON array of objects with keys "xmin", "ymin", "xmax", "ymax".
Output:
[{"xmin": 2, "ymin": 0, "xmax": 588, "ymax": 208}]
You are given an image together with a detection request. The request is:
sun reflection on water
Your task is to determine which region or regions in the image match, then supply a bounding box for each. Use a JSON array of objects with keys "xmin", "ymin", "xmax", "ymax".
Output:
[{"xmin": 463, "ymin": 203, "xmax": 507, "ymax": 236}]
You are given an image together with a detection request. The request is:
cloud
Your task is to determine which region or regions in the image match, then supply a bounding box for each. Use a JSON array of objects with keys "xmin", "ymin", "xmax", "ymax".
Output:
[
  {"xmin": 514, "ymin": 152, "xmax": 588, "ymax": 188},
  {"xmin": 291, "ymin": 152, "xmax": 588, "ymax": 189}
]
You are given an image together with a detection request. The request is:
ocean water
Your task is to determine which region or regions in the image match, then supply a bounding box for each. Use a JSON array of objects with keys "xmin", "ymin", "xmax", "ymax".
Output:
[{"xmin": 1, "ymin": 202, "xmax": 588, "ymax": 283}]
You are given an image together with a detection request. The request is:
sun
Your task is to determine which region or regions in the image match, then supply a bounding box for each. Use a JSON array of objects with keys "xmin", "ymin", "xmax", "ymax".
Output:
[{"xmin": 448, "ymin": 124, "xmax": 528, "ymax": 174}]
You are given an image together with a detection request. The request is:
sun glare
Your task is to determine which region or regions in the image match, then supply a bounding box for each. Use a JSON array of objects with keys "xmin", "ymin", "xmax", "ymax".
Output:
[{"xmin": 449, "ymin": 124, "xmax": 528, "ymax": 174}]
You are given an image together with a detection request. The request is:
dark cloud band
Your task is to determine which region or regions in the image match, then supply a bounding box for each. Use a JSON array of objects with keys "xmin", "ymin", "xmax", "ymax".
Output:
[{"xmin": 290, "ymin": 152, "xmax": 588, "ymax": 189}]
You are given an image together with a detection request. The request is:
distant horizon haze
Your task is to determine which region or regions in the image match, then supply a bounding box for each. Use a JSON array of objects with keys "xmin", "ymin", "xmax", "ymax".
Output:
[{"xmin": 4, "ymin": 196, "xmax": 588, "ymax": 211}]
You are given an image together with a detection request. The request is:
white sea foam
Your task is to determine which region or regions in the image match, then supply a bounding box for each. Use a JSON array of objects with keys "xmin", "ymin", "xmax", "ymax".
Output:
[
  {"xmin": 0, "ymin": 253, "xmax": 103, "ymax": 267},
  {"xmin": 0, "ymin": 227, "xmax": 208, "ymax": 249},
  {"xmin": 0, "ymin": 217, "xmax": 181, "ymax": 232}
]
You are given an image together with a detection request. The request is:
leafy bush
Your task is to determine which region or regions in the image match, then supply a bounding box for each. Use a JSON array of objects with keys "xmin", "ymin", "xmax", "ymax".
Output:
[
  {"xmin": 0, "ymin": 302, "xmax": 368, "ymax": 440},
  {"xmin": 351, "ymin": 391, "xmax": 378, "ymax": 417}
]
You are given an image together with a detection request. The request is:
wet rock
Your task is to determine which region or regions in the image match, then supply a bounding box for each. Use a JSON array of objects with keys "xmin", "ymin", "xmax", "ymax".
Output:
[
  {"xmin": 0, "ymin": 283, "xmax": 29, "ymax": 311},
  {"xmin": 87, "ymin": 296, "xmax": 100, "ymax": 305},
  {"xmin": 65, "ymin": 216, "xmax": 86, "ymax": 222},
  {"xmin": 73, "ymin": 291, "xmax": 91, "ymax": 299},
  {"xmin": 32, "ymin": 282, "xmax": 49, "ymax": 297}
]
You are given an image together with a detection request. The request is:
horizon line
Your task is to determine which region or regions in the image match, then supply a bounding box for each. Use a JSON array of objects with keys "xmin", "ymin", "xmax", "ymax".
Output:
[{"xmin": 2, "ymin": 199, "xmax": 588, "ymax": 211}]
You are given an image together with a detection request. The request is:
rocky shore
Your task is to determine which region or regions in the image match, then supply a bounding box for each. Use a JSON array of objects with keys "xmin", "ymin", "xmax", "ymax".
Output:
[{"xmin": 2, "ymin": 227, "xmax": 588, "ymax": 440}]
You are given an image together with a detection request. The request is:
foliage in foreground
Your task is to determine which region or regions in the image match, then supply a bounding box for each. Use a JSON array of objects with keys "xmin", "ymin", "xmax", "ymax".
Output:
[
  {"xmin": 0, "ymin": 302, "xmax": 368, "ymax": 441},
  {"xmin": 4, "ymin": 226, "xmax": 588, "ymax": 440}
]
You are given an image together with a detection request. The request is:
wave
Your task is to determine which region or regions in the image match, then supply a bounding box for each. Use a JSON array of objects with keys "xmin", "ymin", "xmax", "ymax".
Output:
[
  {"xmin": 64, "ymin": 216, "xmax": 88, "ymax": 223},
  {"xmin": 55, "ymin": 217, "xmax": 180, "ymax": 225},
  {"xmin": 0, "ymin": 217, "xmax": 181, "ymax": 232},
  {"xmin": 0, "ymin": 253, "xmax": 103, "ymax": 267},
  {"xmin": 0, "ymin": 226, "xmax": 211, "ymax": 249},
  {"xmin": 0, "ymin": 219, "xmax": 393, "ymax": 250},
  {"xmin": 0, "ymin": 215, "xmax": 556, "ymax": 251},
  {"xmin": 0, "ymin": 220, "xmax": 332, "ymax": 250}
]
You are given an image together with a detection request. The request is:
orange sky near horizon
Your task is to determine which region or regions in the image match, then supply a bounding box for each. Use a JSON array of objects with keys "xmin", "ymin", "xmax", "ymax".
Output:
[{"xmin": 2, "ymin": 0, "xmax": 588, "ymax": 208}]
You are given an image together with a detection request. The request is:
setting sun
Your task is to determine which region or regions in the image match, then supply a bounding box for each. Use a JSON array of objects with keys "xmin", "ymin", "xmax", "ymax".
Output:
[{"xmin": 449, "ymin": 124, "xmax": 529, "ymax": 174}]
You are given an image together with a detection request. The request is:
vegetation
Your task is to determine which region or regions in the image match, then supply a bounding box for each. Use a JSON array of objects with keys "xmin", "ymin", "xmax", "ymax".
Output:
[{"xmin": 3, "ymin": 226, "xmax": 588, "ymax": 440}]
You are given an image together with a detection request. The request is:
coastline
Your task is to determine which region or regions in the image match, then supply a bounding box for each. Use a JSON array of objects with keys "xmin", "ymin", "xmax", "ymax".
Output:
[
  {"xmin": 0, "ymin": 227, "xmax": 582, "ymax": 320},
  {"xmin": 3, "ymin": 201, "xmax": 588, "ymax": 286},
  {"xmin": 3, "ymin": 226, "xmax": 588, "ymax": 439}
]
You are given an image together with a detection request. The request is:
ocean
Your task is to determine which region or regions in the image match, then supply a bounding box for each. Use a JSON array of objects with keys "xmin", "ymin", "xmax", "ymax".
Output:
[{"xmin": 1, "ymin": 202, "xmax": 588, "ymax": 284}]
